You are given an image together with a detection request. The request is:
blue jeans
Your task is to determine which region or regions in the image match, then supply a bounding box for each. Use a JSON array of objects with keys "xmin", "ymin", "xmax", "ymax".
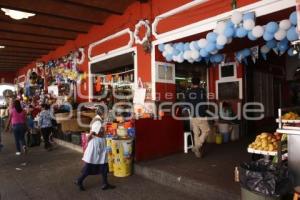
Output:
[{"xmin": 12, "ymin": 124, "xmax": 26, "ymax": 152}]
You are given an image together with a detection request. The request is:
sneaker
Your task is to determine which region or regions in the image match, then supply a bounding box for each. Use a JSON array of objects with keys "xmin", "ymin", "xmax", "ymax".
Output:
[
  {"xmin": 102, "ymin": 184, "xmax": 116, "ymax": 190},
  {"xmin": 74, "ymin": 180, "xmax": 85, "ymax": 191},
  {"xmin": 16, "ymin": 152, "xmax": 21, "ymax": 156}
]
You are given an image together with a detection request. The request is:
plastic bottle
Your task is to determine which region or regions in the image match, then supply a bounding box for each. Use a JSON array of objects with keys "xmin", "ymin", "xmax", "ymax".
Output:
[{"xmin": 234, "ymin": 166, "xmax": 239, "ymax": 182}]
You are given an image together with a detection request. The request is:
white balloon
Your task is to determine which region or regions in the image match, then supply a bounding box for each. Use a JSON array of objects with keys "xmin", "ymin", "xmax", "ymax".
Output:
[
  {"xmin": 279, "ymin": 19, "xmax": 291, "ymax": 30},
  {"xmin": 166, "ymin": 46, "xmax": 174, "ymax": 54},
  {"xmin": 188, "ymin": 59, "xmax": 195, "ymax": 64},
  {"xmin": 227, "ymin": 37, "xmax": 233, "ymax": 44},
  {"xmin": 164, "ymin": 44, "xmax": 172, "ymax": 51},
  {"xmin": 183, "ymin": 51, "xmax": 192, "ymax": 60},
  {"xmin": 197, "ymin": 38, "xmax": 208, "ymax": 48},
  {"xmin": 190, "ymin": 50, "xmax": 200, "ymax": 60},
  {"xmin": 215, "ymin": 21, "xmax": 227, "ymax": 34},
  {"xmin": 274, "ymin": 29, "xmax": 287, "ymax": 41},
  {"xmin": 260, "ymin": 45, "xmax": 270, "ymax": 54},
  {"xmin": 252, "ymin": 26, "xmax": 264, "ymax": 38},
  {"xmin": 162, "ymin": 51, "xmax": 168, "ymax": 57},
  {"xmin": 231, "ymin": 11, "xmax": 243, "ymax": 25},
  {"xmin": 211, "ymin": 50, "xmax": 218, "ymax": 55},
  {"xmin": 216, "ymin": 35, "xmax": 228, "ymax": 46},
  {"xmin": 243, "ymin": 19, "xmax": 255, "ymax": 31},
  {"xmin": 172, "ymin": 55, "xmax": 178, "ymax": 62},
  {"xmin": 178, "ymin": 57, "xmax": 184, "ymax": 63}
]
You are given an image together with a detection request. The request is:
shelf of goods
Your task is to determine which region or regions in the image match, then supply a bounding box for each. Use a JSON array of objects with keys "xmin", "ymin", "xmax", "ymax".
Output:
[
  {"xmin": 247, "ymin": 148, "xmax": 277, "ymax": 156},
  {"xmin": 276, "ymin": 107, "xmax": 300, "ymax": 186}
]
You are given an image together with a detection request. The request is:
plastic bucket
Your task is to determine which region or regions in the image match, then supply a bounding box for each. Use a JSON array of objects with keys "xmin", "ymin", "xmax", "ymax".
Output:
[
  {"xmin": 111, "ymin": 138, "xmax": 133, "ymax": 177},
  {"xmin": 222, "ymin": 132, "xmax": 230, "ymax": 143},
  {"xmin": 218, "ymin": 123, "xmax": 230, "ymax": 134}
]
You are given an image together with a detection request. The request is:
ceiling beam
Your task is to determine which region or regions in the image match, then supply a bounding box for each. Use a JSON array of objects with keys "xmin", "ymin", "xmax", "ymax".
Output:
[
  {"xmin": 0, "ymin": 14, "xmax": 91, "ymax": 33},
  {"xmin": 0, "ymin": 0, "xmax": 109, "ymax": 24},
  {"xmin": 0, "ymin": 31, "xmax": 66, "ymax": 45},
  {"xmin": 0, "ymin": 53, "xmax": 39, "ymax": 59},
  {"xmin": 0, "ymin": 21, "xmax": 77, "ymax": 40},
  {"xmin": 62, "ymin": 0, "xmax": 132, "ymax": 15},
  {"xmin": 0, "ymin": 47, "xmax": 49, "ymax": 54},
  {"xmin": 0, "ymin": 40, "xmax": 56, "ymax": 50}
]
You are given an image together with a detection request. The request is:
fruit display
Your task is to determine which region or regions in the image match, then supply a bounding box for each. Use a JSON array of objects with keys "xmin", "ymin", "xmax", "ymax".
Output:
[
  {"xmin": 248, "ymin": 132, "xmax": 282, "ymax": 152},
  {"xmin": 282, "ymin": 112, "xmax": 300, "ymax": 120}
]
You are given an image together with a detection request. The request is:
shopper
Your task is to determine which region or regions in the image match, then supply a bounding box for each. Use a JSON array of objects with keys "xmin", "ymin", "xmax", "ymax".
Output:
[
  {"xmin": 75, "ymin": 106, "xmax": 115, "ymax": 191},
  {"xmin": 185, "ymin": 77, "xmax": 210, "ymax": 158},
  {"xmin": 6, "ymin": 100, "xmax": 27, "ymax": 155},
  {"xmin": 38, "ymin": 104, "xmax": 53, "ymax": 150}
]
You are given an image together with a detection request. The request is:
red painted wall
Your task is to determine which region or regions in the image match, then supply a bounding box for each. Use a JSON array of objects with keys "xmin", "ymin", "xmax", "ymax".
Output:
[
  {"xmin": 0, "ymin": 71, "xmax": 15, "ymax": 84},
  {"xmin": 15, "ymin": 0, "xmax": 258, "ymax": 103}
]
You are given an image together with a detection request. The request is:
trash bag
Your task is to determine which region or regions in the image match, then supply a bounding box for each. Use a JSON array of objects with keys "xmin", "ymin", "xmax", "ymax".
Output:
[{"xmin": 239, "ymin": 160, "xmax": 291, "ymax": 197}]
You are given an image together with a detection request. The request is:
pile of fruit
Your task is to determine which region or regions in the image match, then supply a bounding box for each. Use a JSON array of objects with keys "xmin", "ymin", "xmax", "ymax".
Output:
[
  {"xmin": 248, "ymin": 132, "xmax": 282, "ymax": 152},
  {"xmin": 282, "ymin": 112, "xmax": 300, "ymax": 120}
]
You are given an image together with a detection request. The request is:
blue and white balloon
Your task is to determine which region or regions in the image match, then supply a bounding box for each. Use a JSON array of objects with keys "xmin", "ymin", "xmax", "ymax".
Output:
[
  {"xmin": 216, "ymin": 44, "xmax": 224, "ymax": 50},
  {"xmin": 279, "ymin": 19, "xmax": 291, "ymax": 31},
  {"xmin": 216, "ymin": 35, "xmax": 227, "ymax": 46},
  {"xmin": 247, "ymin": 31, "xmax": 257, "ymax": 41},
  {"xmin": 158, "ymin": 44, "xmax": 165, "ymax": 52},
  {"xmin": 175, "ymin": 42, "xmax": 184, "ymax": 51},
  {"xmin": 205, "ymin": 42, "xmax": 216, "ymax": 52},
  {"xmin": 243, "ymin": 12, "xmax": 255, "ymax": 21},
  {"xmin": 190, "ymin": 50, "xmax": 200, "ymax": 60},
  {"xmin": 198, "ymin": 38, "xmax": 208, "ymax": 48},
  {"xmin": 206, "ymin": 32, "xmax": 218, "ymax": 42},
  {"xmin": 287, "ymin": 26, "xmax": 299, "ymax": 41},
  {"xmin": 263, "ymin": 32, "xmax": 274, "ymax": 41},
  {"xmin": 200, "ymin": 48, "xmax": 209, "ymax": 57},
  {"xmin": 236, "ymin": 27, "xmax": 248, "ymax": 38},
  {"xmin": 184, "ymin": 43, "xmax": 191, "ymax": 51},
  {"xmin": 231, "ymin": 11, "xmax": 243, "ymax": 25},
  {"xmin": 183, "ymin": 51, "xmax": 192, "ymax": 60},
  {"xmin": 274, "ymin": 29, "xmax": 287, "ymax": 41},
  {"xmin": 289, "ymin": 11, "xmax": 297, "ymax": 26},
  {"xmin": 243, "ymin": 19, "xmax": 255, "ymax": 31},
  {"xmin": 215, "ymin": 21, "xmax": 227, "ymax": 34},
  {"xmin": 266, "ymin": 40, "xmax": 277, "ymax": 49},
  {"xmin": 265, "ymin": 22, "xmax": 279, "ymax": 33},
  {"xmin": 224, "ymin": 27, "xmax": 235, "ymax": 38},
  {"xmin": 252, "ymin": 25, "xmax": 264, "ymax": 38}
]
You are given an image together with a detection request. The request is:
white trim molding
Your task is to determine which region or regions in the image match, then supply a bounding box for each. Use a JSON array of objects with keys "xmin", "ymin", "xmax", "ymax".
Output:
[
  {"xmin": 152, "ymin": 0, "xmax": 296, "ymax": 44},
  {"xmin": 134, "ymin": 20, "xmax": 151, "ymax": 45},
  {"xmin": 88, "ymin": 47, "xmax": 138, "ymax": 102},
  {"xmin": 88, "ymin": 28, "xmax": 134, "ymax": 61}
]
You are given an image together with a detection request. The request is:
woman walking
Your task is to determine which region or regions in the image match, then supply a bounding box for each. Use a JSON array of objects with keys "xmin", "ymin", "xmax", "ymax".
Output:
[
  {"xmin": 75, "ymin": 106, "xmax": 115, "ymax": 191},
  {"xmin": 38, "ymin": 104, "xmax": 53, "ymax": 150},
  {"xmin": 6, "ymin": 100, "xmax": 27, "ymax": 155}
]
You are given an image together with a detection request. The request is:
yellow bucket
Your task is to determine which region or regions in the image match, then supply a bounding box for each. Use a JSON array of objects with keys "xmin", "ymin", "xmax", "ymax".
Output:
[
  {"xmin": 216, "ymin": 134, "xmax": 223, "ymax": 144},
  {"xmin": 106, "ymin": 136, "xmax": 114, "ymax": 172},
  {"xmin": 111, "ymin": 138, "xmax": 133, "ymax": 177}
]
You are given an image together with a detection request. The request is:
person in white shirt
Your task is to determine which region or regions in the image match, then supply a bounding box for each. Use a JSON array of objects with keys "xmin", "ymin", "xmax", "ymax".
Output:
[{"xmin": 75, "ymin": 106, "xmax": 115, "ymax": 191}]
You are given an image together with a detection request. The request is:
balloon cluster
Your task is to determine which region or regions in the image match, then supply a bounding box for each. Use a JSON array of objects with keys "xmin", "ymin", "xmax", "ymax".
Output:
[{"xmin": 158, "ymin": 11, "xmax": 299, "ymax": 64}]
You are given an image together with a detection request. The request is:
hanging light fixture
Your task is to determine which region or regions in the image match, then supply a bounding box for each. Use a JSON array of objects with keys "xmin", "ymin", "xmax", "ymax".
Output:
[
  {"xmin": 0, "ymin": 46, "xmax": 5, "ymax": 49},
  {"xmin": 1, "ymin": 8, "xmax": 35, "ymax": 20}
]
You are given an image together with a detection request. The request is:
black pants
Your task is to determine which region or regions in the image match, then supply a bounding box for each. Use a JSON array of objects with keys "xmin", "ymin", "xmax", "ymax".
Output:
[
  {"xmin": 41, "ymin": 127, "xmax": 52, "ymax": 149},
  {"xmin": 77, "ymin": 163, "xmax": 108, "ymax": 186}
]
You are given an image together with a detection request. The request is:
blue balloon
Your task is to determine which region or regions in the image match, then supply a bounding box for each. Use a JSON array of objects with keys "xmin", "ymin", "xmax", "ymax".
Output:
[
  {"xmin": 205, "ymin": 42, "xmax": 216, "ymax": 52},
  {"xmin": 166, "ymin": 54, "xmax": 173, "ymax": 62},
  {"xmin": 247, "ymin": 31, "xmax": 257, "ymax": 41},
  {"xmin": 206, "ymin": 32, "xmax": 218, "ymax": 42},
  {"xmin": 226, "ymin": 21, "xmax": 235, "ymax": 28},
  {"xmin": 277, "ymin": 40, "xmax": 288, "ymax": 53},
  {"xmin": 242, "ymin": 48, "xmax": 251, "ymax": 57},
  {"xmin": 287, "ymin": 26, "xmax": 299, "ymax": 41},
  {"xmin": 288, "ymin": 48, "xmax": 296, "ymax": 56},
  {"xmin": 191, "ymin": 41, "xmax": 200, "ymax": 50},
  {"xmin": 173, "ymin": 49, "xmax": 180, "ymax": 56},
  {"xmin": 200, "ymin": 48, "xmax": 209, "ymax": 57},
  {"xmin": 216, "ymin": 44, "xmax": 224, "ymax": 50},
  {"xmin": 266, "ymin": 22, "xmax": 279, "ymax": 33},
  {"xmin": 175, "ymin": 42, "xmax": 184, "ymax": 51},
  {"xmin": 210, "ymin": 56, "xmax": 215, "ymax": 63},
  {"xmin": 263, "ymin": 32, "xmax": 274, "ymax": 41},
  {"xmin": 289, "ymin": 11, "xmax": 297, "ymax": 26},
  {"xmin": 266, "ymin": 39, "xmax": 277, "ymax": 49},
  {"xmin": 236, "ymin": 27, "xmax": 248, "ymax": 38},
  {"xmin": 224, "ymin": 27, "xmax": 235, "ymax": 38},
  {"xmin": 158, "ymin": 44, "xmax": 165, "ymax": 52},
  {"xmin": 214, "ymin": 54, "xmax": 224, "ymax": 63},
  {"xmin": 236, "ymin": 51, "xmax": 243, "ymax": 62},
  {"xmin": 184, "ymin": 43, "xmax": 191, "ymax": 51},
  {"xmin": 243, "ymin": 12, "xmax": 255, "ymax": 21}
]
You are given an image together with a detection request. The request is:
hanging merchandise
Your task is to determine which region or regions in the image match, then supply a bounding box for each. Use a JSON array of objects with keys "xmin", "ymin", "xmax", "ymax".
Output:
[
  {"xmin": 95, "ymin": 76, "xmax": 102, "ymax": 93},
  {"xmin": 158, "ymin": 11, "xmax": 299, "ymax": 64}
]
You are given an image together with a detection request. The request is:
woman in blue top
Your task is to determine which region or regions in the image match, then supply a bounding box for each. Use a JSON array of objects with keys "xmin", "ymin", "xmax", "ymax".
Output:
[{"xmin": 38, "ymin": 104, "xmax": 53, "ymax": 150}]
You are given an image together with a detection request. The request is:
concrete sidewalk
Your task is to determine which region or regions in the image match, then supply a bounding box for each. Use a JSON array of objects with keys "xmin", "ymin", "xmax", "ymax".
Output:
[{"xmin": 0, "ymin": 133, "xmax": 196, "ymax": 200}]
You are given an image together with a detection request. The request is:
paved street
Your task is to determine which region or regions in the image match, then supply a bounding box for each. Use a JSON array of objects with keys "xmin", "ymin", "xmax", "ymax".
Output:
[{"xmin": 0, "ymin": 133, "xmax": 196, "ymax": 200}]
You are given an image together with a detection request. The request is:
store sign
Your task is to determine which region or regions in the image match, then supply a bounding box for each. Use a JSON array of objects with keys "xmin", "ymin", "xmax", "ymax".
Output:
[{"xmin": 297, "ymin": 0, "xmax": 300, "ymax": 35}]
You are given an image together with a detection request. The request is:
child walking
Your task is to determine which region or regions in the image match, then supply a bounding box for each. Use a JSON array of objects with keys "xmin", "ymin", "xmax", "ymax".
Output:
[{"xmin": 75, "ymin": 106, "xmax": 115, "ymax": 191}]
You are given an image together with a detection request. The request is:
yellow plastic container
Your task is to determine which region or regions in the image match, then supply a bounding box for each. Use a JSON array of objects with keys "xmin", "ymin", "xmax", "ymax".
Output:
[
  {"xmin": 216, "ymin": 134, "xmax": 223, "ymax": 144},
  {"xmin": 106, "ymin": 137, "xmax": 114, "ymax": 172},
  {"xmin": 111, "ymin": 138, "xmax": 133, "ymax": 177}
]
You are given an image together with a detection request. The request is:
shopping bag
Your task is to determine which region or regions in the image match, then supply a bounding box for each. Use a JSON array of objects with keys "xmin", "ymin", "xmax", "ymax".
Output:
[{"xmin": 133, "ymin": 78, "xmax": 146, "ymax": 105}]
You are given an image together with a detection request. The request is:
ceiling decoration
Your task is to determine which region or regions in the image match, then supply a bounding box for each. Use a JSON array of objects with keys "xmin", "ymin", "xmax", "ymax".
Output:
[{"xmin": 0, "ymin": 0, "xmax": 138, "ymax": 71}]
